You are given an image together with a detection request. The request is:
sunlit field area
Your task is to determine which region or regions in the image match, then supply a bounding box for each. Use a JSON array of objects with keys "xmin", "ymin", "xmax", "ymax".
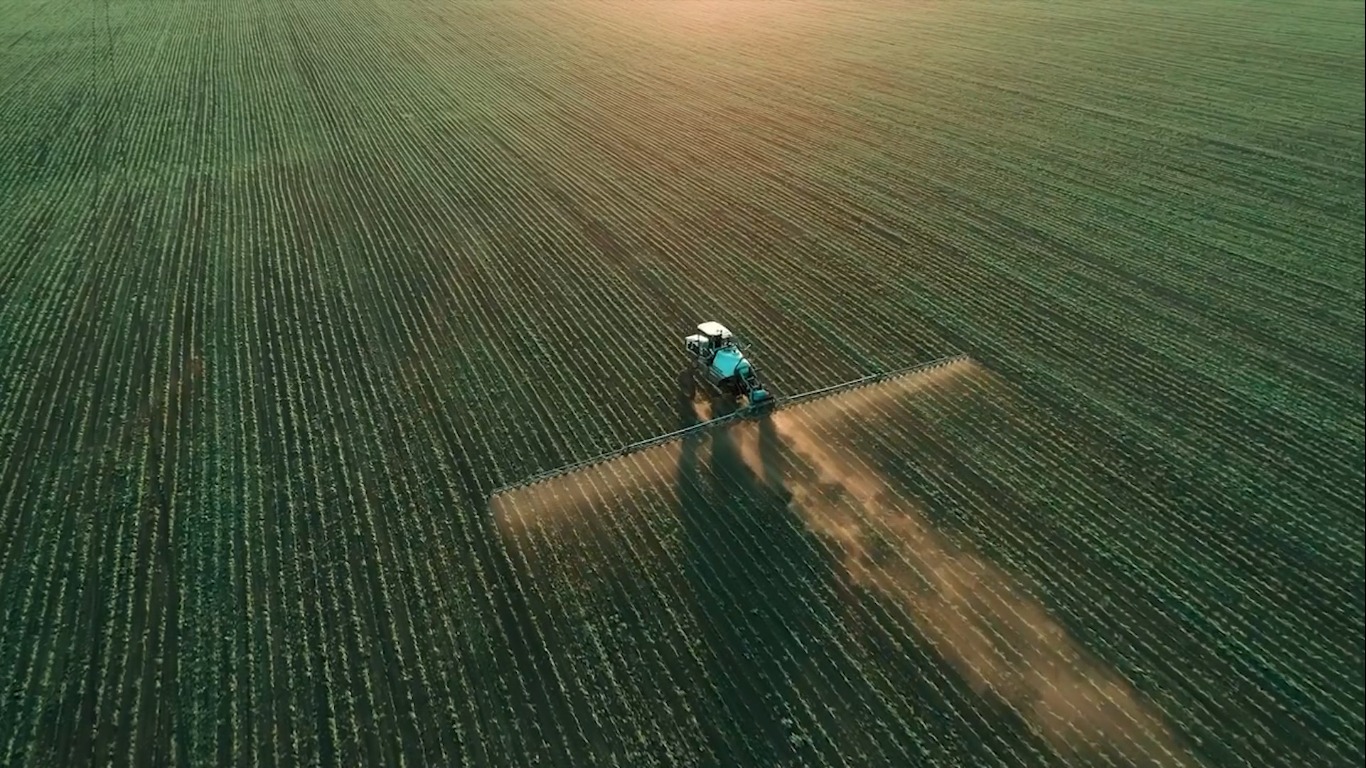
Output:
[{"xmin": 1, "ymin": 1, "xmax": 1362, "ymax": 765}]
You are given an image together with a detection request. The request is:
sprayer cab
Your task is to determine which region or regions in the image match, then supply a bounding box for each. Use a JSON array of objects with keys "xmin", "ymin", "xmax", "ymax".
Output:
[{"xmin": 684, "ymin": 322, "xmax": 772, "ymax": 407}]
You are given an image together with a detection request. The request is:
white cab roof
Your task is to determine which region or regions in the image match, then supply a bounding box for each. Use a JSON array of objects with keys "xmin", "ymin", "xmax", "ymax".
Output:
[{"xmin": 697, "ymin": 321, "xmax": 733, "ymax": 337}]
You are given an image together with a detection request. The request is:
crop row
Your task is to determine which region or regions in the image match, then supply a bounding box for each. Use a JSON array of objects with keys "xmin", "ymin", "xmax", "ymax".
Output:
[
  {"xmin": 494, "ymin": 347, "xmax": 1358, "ymax": 766},
  {"xmin": 501, "ymin": 0, "xmax": 1365, "ymax": 619},
  {"xmin": 2, "ymin": 1, "xmax": 1360, "ymax": 766},
  {"xmin": 492, "ymin": 360, "xmax": 1214, "ymax": 765},
  {"xmin": 450, "ymin": 2, "xmax": 1363, "ymax": 580},
  {"xmin": 869, "ymin": 365, "xmax": 1361, "ymax": 767}
]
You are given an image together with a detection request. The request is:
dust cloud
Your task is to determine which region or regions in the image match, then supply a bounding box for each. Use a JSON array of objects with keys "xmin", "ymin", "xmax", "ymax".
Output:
[
  {"xmin": 491, "ymin": 444, "xmax": 683, "ymax": 541},
  {"xmin": 491, "ymin": 380, "xmax": 720, "ymax": 544},
  {"xmin": 694, "ymin": 399, "xmax": 713, "ymax": 422},
  {"xmin": 790, "ymin": 357, "xmax": 983, "ymax": 428},
  {"xmin": 729, "ymin": 362, "xmax": 1199, "ymax": 767},
  {"xmin": 490, "ymin": 359, "xmax": 1196, "ymax": 764}
]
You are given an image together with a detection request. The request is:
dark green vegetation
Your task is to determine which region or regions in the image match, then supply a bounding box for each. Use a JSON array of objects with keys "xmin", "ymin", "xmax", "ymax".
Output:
[{"xmin": 1, "ymin": 0, "xmax": 1362, "ymax": 765}]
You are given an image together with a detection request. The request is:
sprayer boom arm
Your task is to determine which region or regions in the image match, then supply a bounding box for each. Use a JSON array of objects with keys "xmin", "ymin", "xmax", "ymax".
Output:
[{"xmin": 488, "ymin": 354, "xmax": 969, "ymax": 500}]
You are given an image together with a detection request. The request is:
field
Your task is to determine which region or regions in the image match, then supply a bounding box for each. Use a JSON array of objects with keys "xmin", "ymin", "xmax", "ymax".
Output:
[{"xmin": 1, "ymin": 0, "xmax": 1363, "ymax": 765}]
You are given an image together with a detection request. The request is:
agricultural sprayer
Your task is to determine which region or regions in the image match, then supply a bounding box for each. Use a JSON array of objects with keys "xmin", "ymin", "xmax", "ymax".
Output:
[{"xmin": 487, "ymin": 320, "xmax": 970, "ymax": 507}]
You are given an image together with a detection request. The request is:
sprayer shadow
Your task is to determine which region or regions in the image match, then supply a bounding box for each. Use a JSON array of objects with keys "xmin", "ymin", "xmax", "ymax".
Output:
[{"xmin": 674, "ymin": 382, "xmax": 837, "ymax": 766}]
